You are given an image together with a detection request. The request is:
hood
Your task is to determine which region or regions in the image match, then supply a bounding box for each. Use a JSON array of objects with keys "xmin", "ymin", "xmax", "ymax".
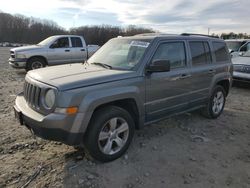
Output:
[
  {"xmin": 232, "ymin": 56, "xmax": 250, "ymax": 66},
  {"xmin": 27, "ymin": 63, "xmax": 137, "ymax": 91},
  {"xmin": 11, "ymin": 45, "xmax": 43, "ymax": 52}
]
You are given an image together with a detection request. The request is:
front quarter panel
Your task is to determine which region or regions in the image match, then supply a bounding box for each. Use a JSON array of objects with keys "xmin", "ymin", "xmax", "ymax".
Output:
[
  {"xmin": 56, "ymin": 77, "xmax": 145, "ymax": 134},
  {"xmin": 25, "ymin": 48, "xmax": 48, "ymax": 59}
]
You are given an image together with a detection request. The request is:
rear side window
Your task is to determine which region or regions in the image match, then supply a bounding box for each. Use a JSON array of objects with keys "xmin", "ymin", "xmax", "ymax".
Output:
[
  {"xmin": 212, "ymin": 42, "xmax": 229, "ymax": 62},
  {"xmin": 71, "ymin": 37, "xmax": 83, "ymax": 47},
  {"xmin": 189, "ymin": 41, "xmax": 212, "ymax": 66},
  {"xmin": 152, "ymin": 42, "xmax": 186, "ymax": 69}
]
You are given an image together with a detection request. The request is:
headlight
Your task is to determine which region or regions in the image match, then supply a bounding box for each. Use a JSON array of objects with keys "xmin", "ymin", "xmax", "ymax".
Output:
[
  {"xmin": 16, "ymin": 53, "xmax": 26, "ymax": 59},
  {"xmin": 44, "ymin": 89, "xmax": 56, "ymax": 109}
]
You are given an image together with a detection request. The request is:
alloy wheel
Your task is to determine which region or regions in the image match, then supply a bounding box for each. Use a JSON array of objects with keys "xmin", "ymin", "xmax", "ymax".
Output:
[{"xmin": 98, "ymin": 117, "xmax": 129, "ymax": 155}]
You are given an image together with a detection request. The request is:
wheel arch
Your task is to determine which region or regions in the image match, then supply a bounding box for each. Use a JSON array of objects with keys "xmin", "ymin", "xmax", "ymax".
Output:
[
  {"xmin": 91, "ymin": 98, "xmax": 141, "ymax": 129},
  {"xmin": 72, "ymin": 87, "xmax": 145, "ymax": 136},
  {"xmin": 216, "ymin": 79, "xmax": 230, "ymax": 96},
  {"xmin": 210, "ymin": 72, "xmax": 232, "ymax": 97},
  {"xmin": 27, "ymin": 55, "xmax": 48, "ymax": 65}
]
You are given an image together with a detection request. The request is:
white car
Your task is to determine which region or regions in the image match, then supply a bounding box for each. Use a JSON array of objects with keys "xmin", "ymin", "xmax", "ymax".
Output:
[
  {"xmin": 225, "ymin": 39, "xmax": 250, "ymax": 58},
  {"xmin": 232, "ymin": 42, "xmax": 250, "ymax": 82}
]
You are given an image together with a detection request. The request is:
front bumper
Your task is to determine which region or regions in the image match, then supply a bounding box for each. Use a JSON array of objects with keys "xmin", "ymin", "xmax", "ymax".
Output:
[
  {"xmin": 9, "ymin": 58, "xmax": 27, "ymax": 68},
  {"xmin": 14, "ymin": 93, "xmax": 84, "ymax": 146},
  {"xmin": 233, "ymin": 71, "xmax": 250, "ymax": 83}
]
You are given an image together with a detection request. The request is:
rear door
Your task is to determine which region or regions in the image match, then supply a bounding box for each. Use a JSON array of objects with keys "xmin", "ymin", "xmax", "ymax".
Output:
[
  {"xmin": 187, "ymin": 41, "xmax": 214, "ymax": 107},
  {"xmin": 70, "ymin": 37, "xmax": 87, "ymax": 63},
  {"xmin": 145, "ymin": 40, "xmax": 194, "ymax": 122},
  {"xmin": 47, "ymin": 37, "xmax": 72, "ymax": 64}
]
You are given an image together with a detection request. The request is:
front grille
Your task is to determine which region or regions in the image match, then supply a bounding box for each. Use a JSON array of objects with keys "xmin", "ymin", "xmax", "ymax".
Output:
[
  {"xmin": 23, "ymin": 78, "xmax": 56, "ymax": 115},
  {"xmin": 242, "ymin": 65, "xmax": 250, "ymax": 73},
  {"xmin": 10, "ymin": 51, "xmax": 15, "ymax": 58},
  {"xmin": 24, "ymin": 81, "xmax": 42, "ymax": 110}
]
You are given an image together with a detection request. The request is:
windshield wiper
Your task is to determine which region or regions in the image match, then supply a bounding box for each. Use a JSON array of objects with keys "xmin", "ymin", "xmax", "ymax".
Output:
[{"xmin": 92, "ymin": 62, "xmax": 112, "ymax": 69}]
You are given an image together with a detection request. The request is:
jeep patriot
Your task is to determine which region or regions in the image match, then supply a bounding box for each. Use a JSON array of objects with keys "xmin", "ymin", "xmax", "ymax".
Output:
[{"xmin": 14, "ymin": 33, "xmax": 233, "ymax": 162}]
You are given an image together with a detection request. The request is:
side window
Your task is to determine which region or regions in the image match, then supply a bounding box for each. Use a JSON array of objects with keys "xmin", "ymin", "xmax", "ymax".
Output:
[
  {"xmin": 247, "ymin": 43, "xmax": 250, "ymax": 51},
  {"xmin": 240, "ymin": 43, "xmax": 250, "ymax": 57},
  {"xmin": 240, "ymin": 45, "xmax": 247, "ymax": 52},
  {"xmin": 204, "ymin": 42, "xmax": 212, "ymax": 63},
  {"xmin": 212, "ymin": 42, "xmax": 229, "ymax": 62},
  {"xmin": 152, "ymin": 42, "xmax": 186, "ymax": 69},
  {"xmin": 71, "ymin": 37, "xmax": 83, "ymax": 48},
  {"xmin": 51, "ymin": 37, "xmax": 69, "ymax": 48},
  {"xmin": 190, "ymin": 41, "xmax": 212, "ymax": 66},
  {"xmin": 240, "ymin": 42, "xmax": 250, "ymax": 52}
]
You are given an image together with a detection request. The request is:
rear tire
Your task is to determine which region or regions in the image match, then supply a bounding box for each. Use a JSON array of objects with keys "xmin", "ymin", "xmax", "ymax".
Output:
[
  {"xmin": 84, "ymin": 106, "xmax": 135, "ymax": 162},
  {"xmin": 201, "ymin": 85, "xmax": 226, "ymax": 119},
  {"xmin": 26, "ymin": 57, "xmax": 46, "ymax": 71}
]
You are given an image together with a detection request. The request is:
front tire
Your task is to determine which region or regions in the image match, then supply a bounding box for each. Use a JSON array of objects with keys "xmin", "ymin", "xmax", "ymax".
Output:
[
  {"xmin": 84, "ymin": 106, "xmax": 135, "ymax": 162},
  {"xmin": 26, "ymin": 57, "xmax": 46, "ymax": 71},
  {"xmin": 202, "ymin": 85, "xmax": 226, "ymax": 119}
]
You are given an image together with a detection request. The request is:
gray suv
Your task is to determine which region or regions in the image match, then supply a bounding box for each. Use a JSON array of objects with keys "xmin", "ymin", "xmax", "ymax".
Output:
[{"xmin": 14, "ymin": 34, "xmax": 232, "ymax": 162}]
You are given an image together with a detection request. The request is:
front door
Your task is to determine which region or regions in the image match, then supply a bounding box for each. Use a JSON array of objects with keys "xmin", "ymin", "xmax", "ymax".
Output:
[
  {"xmin": 145, "ymin": 41, "xmax": 193, "ymax": 122},
  {"xmin": 47, "ymin": 37, "xmax": 72, "ymax": 64}
]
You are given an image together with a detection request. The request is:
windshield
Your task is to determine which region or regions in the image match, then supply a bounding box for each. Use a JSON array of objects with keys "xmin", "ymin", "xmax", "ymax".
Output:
[
  {"xmin": 226, "ymin": 41, "xmax": 245, "ymax": 51},
  {"xmin": 38, "ymin": 36, "xmax": 56, "ymax": 46},
  {"xmin": 88, "ymin": 38, "xmax": 151, "ymax": 70}
]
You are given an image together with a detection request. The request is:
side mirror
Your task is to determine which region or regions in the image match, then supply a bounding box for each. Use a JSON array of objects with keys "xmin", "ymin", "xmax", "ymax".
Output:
[{"xmin": 146, "ymin": 59, "xmax": 170, "ymax": 73}]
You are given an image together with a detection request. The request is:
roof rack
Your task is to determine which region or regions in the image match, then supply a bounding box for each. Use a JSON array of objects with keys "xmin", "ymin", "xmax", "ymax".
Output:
[
  {"xmin": 181, "ymin": 33, "xmax": 219, "ymax": 38},
  {"xmin": 134, "ymin": 33, "xmax": 177, "ymax": 36}
]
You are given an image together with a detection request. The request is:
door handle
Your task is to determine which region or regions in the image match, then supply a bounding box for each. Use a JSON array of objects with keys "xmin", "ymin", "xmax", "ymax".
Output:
[
  {"xmin": 171, "ymin": 74, "xmax": 191, "ymax": 81},
  {"xmin": 65, "ymin": 49, "xmax": 70, "ymax": 52},
  {"xmin": 80, "ymin": 49, "xmax": 85, "ymax": 51},
  {"xmin": 179, "ymin": 74, "xmax": 191, "ymax": 79},
  {"xmin": 208, "ymin": 69, "xmax": 216, "ymax": 74}
]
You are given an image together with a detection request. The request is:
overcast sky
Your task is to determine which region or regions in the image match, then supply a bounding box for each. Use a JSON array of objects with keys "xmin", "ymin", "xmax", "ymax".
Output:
[{"xmin": 1, "ymin": 0, "xmax": 249, "ymax": 34}]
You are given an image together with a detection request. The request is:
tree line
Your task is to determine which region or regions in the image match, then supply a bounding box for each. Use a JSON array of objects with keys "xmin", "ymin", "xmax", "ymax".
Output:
[
  {"xmin": 0, "ymin": 12, "xmax": 154, "ymax": 45},
  {"xmin": 0, "ymin": 13, "xmax": 66, "ymax": 44},
  {"xmin": 69, "ymin": 25, "xmax": 154, "ymax": 45},
  {"xmin": 1, "ymin": 12, "xmax": 250, "ymax": 45},
  {"xmin": 220, "ymin": 32, "xmax": 250, "ymax": 40}
]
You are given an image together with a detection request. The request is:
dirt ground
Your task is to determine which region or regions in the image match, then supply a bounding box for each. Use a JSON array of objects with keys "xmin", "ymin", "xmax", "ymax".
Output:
[{"xmin": 0, "ymin": 47, "xmax": 250, "ymax": 188}]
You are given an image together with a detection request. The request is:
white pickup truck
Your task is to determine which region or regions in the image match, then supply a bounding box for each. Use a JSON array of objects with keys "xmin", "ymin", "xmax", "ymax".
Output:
[{"xmin": 9, "ymin": 35, "xmax": 100, "ymax": 71}]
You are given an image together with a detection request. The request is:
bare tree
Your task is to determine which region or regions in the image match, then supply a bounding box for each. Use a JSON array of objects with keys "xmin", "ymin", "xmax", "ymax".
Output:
[{"xmin": 0, "ymin": 12, "xmax": 154, "ymax": 45}]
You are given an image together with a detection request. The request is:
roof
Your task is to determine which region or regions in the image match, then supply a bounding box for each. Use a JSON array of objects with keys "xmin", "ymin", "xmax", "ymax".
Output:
[
  {"xmin": 50, "ymin": 35, "xmax": 83, "ymax": 38},
  {"xmin": 120, "ymin": 33, "xmax": 223, "ymax": 41}
]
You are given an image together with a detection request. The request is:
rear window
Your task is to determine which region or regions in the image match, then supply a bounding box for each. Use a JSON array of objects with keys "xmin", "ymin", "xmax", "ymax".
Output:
[
  {"xmin": 189, "ymin": 41, "xmax": 212, "ymax": 65},
  {"xmin": 213, "ymin": 42, "xmax": 229, "ymax": 62},
  {"xmin": 71, "ymin": 37, "xmax": 83, "ymax": 47}
]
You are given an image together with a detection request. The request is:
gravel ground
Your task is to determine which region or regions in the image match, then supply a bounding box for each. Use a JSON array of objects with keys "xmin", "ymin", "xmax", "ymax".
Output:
[{"xmin": 0, "ymin": 47, "xmax": 250, "ymax": 188}]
